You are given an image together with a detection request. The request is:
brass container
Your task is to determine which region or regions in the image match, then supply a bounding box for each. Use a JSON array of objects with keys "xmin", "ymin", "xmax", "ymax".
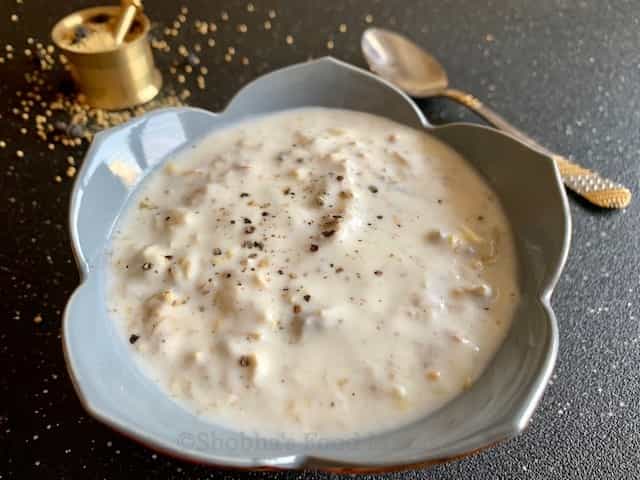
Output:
[{"xmin": 51, "ymin": 6, "xmax": 162, "ymax": 110}]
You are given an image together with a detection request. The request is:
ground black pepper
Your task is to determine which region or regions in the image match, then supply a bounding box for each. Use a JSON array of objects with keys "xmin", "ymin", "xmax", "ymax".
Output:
[
  {"xmin": 129, "ymin": 334, "xmax": 140, "ymax": 344},
  {"xmin": 309, "ymin": 244, "xmax": 319, "ymax": 252}
]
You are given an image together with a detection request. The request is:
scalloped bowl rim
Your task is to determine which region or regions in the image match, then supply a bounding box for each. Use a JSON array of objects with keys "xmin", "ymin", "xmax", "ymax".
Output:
[{"xmin": 62, "ymin": 57, "xmax": 571, "ymax": 471}]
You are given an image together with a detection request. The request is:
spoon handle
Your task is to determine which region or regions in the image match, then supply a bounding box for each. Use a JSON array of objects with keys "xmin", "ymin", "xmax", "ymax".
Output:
[{"xmin": 442, "ymin": 88, "xmax": 631, "ymax": 209}]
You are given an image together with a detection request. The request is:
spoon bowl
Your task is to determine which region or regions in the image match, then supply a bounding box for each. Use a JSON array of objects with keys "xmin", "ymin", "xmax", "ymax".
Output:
[
  {"xmin": 361, "ymin": 27, "xmax": 449, "ymax": 97},
  {"xmin": 361, "ymin": 27, "xmax": 631, "ymax": 209}
]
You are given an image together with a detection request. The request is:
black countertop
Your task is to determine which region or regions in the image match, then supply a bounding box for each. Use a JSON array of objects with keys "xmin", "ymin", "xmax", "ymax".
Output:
[{"xmin": 2, "ymin": 1, "xmax": 639, "ymax": 478}]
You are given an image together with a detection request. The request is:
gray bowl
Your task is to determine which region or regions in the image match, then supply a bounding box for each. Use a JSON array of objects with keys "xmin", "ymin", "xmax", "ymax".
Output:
[{"xmin": 64, "ymin": 57, "xmax": 570, "ymax": 472}]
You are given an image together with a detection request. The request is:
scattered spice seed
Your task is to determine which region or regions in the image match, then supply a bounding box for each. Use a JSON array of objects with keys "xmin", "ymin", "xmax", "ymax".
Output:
[
  {"xmin": 66, "ymin": 166, "xmax": 76, "ymax": 177},
  {"xmin": 336, "ymin": 175, "xmax": 344, "ymax": 181},
  {"xmin": 244, "ymin": 226, "xmax": 256, "ymax": 234},
  {"xmin": 285, "ymin": 35, "xmax": 294, "ymax": 45},
  {"xmin": 129, "ymin": 334, "xmax": 140, "ymax": 344},
  {"xmin": 339, "ymin": 23, "xmax": 347, "ymax": 33},
  {"xmin": 240, "ymin": 192, "xmax": 250, "ymax": 197},
  {"xmin": 243, "ymin": 217, "xmax": 252, "ymax": 224},
  {"xmin": 368, "ymin": 185, "xmax": 379, "ymax": 194},
  {"xmin": 33, "ymin": 314, "xmax": 43, "ymax": 324},
  {"xmin": 326, "ymin": 39, "xmax": 334, "ymax": 50},
  {"xmin": 303, "ymin": 294, "xmax": 311, "ymax": 302},
  {"xmin": 187, "ymin": 53, "xmax": 200, "ymax": 65},
  {"xmin": 322, "ymin": 230, "xmax": 336, "ymax": 237},
  {"xmin": 376, "ymin": 215, "xmax": 383, "ymax": 219},
  {"xmin": 374, "ymin": 270, "xmax": 383, "ymax": 276},
  {"xmin": 16, "ymin": 150, "xmax": 24, "ymax": 158},
  {"xmin": 142, "ymin": 262, "xmax": 153, "ymax": 270},
  {"xmin": 238, "ymin": 355, "xmax": 250, "ymax": 367},
  {"xmin": 213, "ymin": 248, "xmax": 222, "ymax": 256},
  {"xmin": 309, "ymin": 244, "xmax": 319, "ymax": 252}
]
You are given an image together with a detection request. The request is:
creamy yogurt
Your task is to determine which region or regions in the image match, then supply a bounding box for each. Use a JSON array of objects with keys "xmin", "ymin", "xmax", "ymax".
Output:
[{"xmin": 107, "ymin": 108, "xmax": 519, "ymax": 440}]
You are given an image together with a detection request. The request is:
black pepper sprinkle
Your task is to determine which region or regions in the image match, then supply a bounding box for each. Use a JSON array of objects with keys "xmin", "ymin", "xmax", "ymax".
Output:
[
  {"xmin": 164, "ymin": 255, "xmax": 173, "ymax": 260},
  {"xmin": 262, "ymin": 211, "xmax": 269, "ymax": 216},
  {"xmin": 477, "ymin": 215, "xmax": 485, "ymax": 221},
  {"xmin": 238, "ymin": 356, "xmax": 250, "ymax": 367},
  {"xmin": 230, "ymin": 220, "xmax": 236, "ymax": 224},
  {"xmin": 377, "ymin": 215, "xmax": 383, "ymax": 220},
  {"xmin": 336, "ymin": 267, "xmax": 344, "ymax": 273},
  {"xmin": 253, "ymin": 241, "xmax": 264, "ymax": 250},
  {"xmin": 336, "ymin": 175, "xmax": 344, "ymax": 181},
  {"xmin": 72, "ymin": 25, "xmax": 88, "ymax": 43},
  {"xmin": 303, "ymin": 294, "xmax": 311, "ymax": 302},
  {"xmin": 240, "ymin": 192, "xmax": 250, "ymax": 198},
  {"xmin": 129, "ymin": 334, "xmax": 140, "ymax": 344},
  {"xmin": 142, "ymin": 262, "xmax": 153, "ymax": 271},
  {"xmin": 374, "ymin": 270, "xmax": 383, "ymax": 276},
  {"xmin": 244, "ymin": 226, "xmax": 256, "ymax": 234},
  {"xmin": 322, "ymin": 230, "xmax": 336, "ymax": 237},
  {"xmin": 437, "ymin": 199, "xmax": 443, "ymax": 204},
  {"xmin": 368, "ymin": 185, "xmax": 379, "ymax": 194},
  {"xmin": 225, "ymin": 273, "xmax": 232, "ymax": 278},
  {"xmin": 213, "ymin": 248, "xmax": 222, "ymax": 256},
  {"xmin": 243, "ymin": 218, "xmax": 252, "ymax": 224},
  {"xmin": 310, "ymin": 244, "xmax": 319, "ymax": 252},
  {"xmin": 278, "ymin": 270, "xmax": 284, "ymax": 275}
]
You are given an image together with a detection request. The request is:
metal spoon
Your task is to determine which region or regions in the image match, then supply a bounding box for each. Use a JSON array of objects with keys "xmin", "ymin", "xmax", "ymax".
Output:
[{"xmin": 361, "ymin": 27, "xmax": 631, "ymax": 209}]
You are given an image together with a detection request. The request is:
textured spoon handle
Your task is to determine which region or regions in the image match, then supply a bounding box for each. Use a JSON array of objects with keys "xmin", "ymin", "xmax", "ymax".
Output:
[
  {"xmin": 443, "ymin": 88, "xmax": 632, "ymax": 209},
  {"xmin": 551, "ymin": 155, "xmax": 632, "ymax": 209}
]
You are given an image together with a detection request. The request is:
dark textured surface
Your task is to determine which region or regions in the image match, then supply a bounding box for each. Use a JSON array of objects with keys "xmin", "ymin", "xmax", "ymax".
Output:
[{"xmin": 1, "ymin": 0, "xmax": 639, "ymax": 478}]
